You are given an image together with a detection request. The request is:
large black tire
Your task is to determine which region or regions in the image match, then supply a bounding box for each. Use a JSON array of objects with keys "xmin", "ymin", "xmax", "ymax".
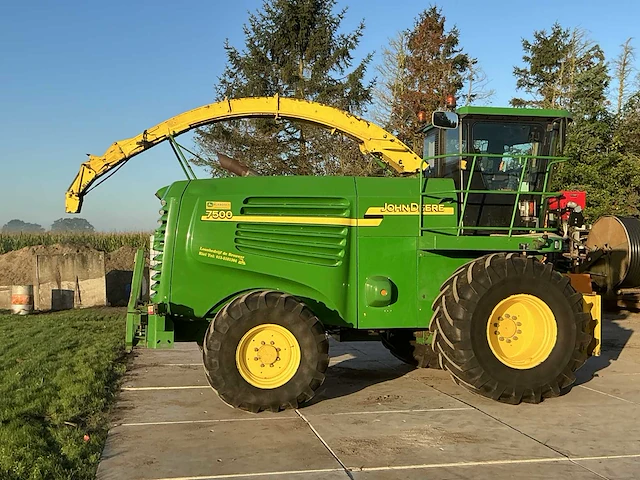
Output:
[
  {"xmin": 380, "ymin": 330, "xmax": 440, "ymax": 368},
  {"xmin": 431, "ymin": 253, "xmax": 594, "ymax": 404},
  {"xmin": 203, "ymin": 290, "xmax": 329, "ymax": 413},
  {"xmin": 381, "ymin": 330, "xmax": 418, "ymax": 366}
]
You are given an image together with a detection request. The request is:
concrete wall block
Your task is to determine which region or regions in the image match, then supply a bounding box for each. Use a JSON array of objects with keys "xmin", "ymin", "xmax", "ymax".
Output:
[
  {"xmin": 0, "ymin": 286, "xmax": 10, "ymax": 310},
  {"xmin": 35, "ymin": 253, "xmax": 106, "ymax": 310}
]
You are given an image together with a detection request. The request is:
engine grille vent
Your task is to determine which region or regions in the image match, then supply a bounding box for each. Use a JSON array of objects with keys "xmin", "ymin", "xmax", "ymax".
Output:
[{"xmin": 234, "ymin": 197, "xmax": 350, "ymax": 266}]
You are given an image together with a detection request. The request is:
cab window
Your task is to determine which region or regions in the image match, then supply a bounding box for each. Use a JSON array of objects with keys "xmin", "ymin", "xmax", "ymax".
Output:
[
  {"xmin": 471, "ymin": 122, "xmax": 545, "ymax": 191},
  {"xmin": 423, "ymin": 128, "xmax": 439, "ymax": 175},
  {"xmin": 442, "ymin": 127, "xmax": 461, "ymax": 177}
]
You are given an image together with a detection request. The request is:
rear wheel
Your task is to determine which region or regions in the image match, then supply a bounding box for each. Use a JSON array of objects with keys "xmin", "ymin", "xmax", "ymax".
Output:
[
  {"xmin": 203, "ymin": 290, "xmax": 329, "ymax": 413},
  {"xmin": 431, "ymin": 253, "xmax": 593, "ymax": 404},
  {"xmin": 381, "ymin": 330, "xmax": 418, "ymax": 366},
  {"xmin": 380, "ymin": 330, "xmax": 439, "ymax": 368}
]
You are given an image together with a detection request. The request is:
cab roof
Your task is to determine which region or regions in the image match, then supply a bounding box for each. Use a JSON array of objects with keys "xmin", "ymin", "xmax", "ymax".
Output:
[
  {"xmin": 417, "ymin": 106, "xmax": 572, "ymax": 133},
  {"xmin": 456, "ymin": 105, "xmax": 572, "ymax": 118}
]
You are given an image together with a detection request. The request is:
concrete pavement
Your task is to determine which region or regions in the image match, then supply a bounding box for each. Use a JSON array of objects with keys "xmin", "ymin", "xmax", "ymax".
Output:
[{"xmin": 97, "ymin": 310, "xmax": 640, "ymax": 480}]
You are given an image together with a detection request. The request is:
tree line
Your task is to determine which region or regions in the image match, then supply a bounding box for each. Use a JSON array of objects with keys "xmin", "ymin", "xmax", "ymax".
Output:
[
  {"xmin": 192, "ymin": 0, "xmax": 640, "ymax": 220},
  {"xmin": 2, "ymin": 218, "xmax": 95, "ymax": 233},
  {"xmin": 512, "ymin": 24, "xmax": 640, "ymax": 218}
]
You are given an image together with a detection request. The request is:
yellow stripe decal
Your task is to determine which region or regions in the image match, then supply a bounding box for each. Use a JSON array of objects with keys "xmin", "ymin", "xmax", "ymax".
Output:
[{"xmin": 200, "ymin": 215, "xmax": 383, "ymax": 227}]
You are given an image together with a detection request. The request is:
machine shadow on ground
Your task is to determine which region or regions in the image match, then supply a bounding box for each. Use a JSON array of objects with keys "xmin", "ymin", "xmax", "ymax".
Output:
[{"xmin": 303, "ymin": 352, "xmax": 415, "ymax": 407}]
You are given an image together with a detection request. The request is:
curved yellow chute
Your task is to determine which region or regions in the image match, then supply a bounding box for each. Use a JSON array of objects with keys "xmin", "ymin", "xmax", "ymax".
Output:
[{"xmin": 66, "ymin": 95, "xmax": 422, "ymax": 213}]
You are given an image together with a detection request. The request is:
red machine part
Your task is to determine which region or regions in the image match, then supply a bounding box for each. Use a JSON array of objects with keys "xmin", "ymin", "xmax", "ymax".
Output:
[{"xmin": 548, "ymin": 190, "xmax": 586, "ymax": 220}]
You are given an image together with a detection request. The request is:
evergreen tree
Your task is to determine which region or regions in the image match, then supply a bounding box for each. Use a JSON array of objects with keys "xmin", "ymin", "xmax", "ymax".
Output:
[
  {"xmin": 511, "ymin": 23, "xmax": 572, "ymax": 108},
  {"xmin": 617, "ymin": 92, "xmax": 640, "ymax": 154},
  {"xmin": 194, "ymin": 0, "xmax": 376, "ymax": 177},
  {"xmin": 515, "ymin": 25, "xmax": 640, "ymax": 219}
]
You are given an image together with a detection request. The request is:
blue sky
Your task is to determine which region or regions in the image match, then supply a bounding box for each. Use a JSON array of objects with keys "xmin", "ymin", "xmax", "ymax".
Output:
[{"xmin": 1, "ymin": 0, "xmax": 638, "ymax": 231}]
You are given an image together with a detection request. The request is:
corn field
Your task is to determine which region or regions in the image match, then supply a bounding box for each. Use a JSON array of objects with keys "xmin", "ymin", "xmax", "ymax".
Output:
[{"xmin": 0, "ymin": 232, "xmax": 151, "ymax": 255}]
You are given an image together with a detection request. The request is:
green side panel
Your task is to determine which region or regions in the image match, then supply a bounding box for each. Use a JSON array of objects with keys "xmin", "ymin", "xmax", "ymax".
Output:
[
  {"xmin": 354, "ymin": 177, "xmax": 459, "ymax": 329},
  {"xmin": 357, "ymin": 236, "xmax": 418, "ymax": 329},
  {"xmin": 166, "ymin": 176, "xmax": 358, "ymax": 326},
  {"xmin": 417, "ymin": 251, "xmax": 475, "ymax": 327},
  {"xmin": 356, "ymin": 177, "xmax": 417, "ymax": 329},
  {"xmin": 356, "ymin": 177, "xmax": 422, "ymax": 238},
  {"xmin": 420, "ymin": 178, "xmax": 459, "ymax": 235},
  {"xmin": 419, "ymin": 233, "xmax": 564, "ymax": 252}
]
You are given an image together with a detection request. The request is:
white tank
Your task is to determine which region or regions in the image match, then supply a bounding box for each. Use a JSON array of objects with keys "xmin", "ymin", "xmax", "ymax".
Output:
[{"xmin": 11, "ymin": 285, "xmax": 34, "ymax": 315}]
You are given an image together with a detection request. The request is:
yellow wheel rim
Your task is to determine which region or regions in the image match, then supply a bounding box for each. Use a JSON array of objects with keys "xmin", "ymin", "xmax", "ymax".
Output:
[
  {"xmin": 487, "ymin": 294, "xmax": 557, "ymax": 370},
  {"xmin": 236, "ymin": 324, "xmax": 301, "ymax": 389}
]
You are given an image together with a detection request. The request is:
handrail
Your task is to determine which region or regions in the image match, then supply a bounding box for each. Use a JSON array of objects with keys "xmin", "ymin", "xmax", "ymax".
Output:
[{"xmin": 419, "ymin": 152, "xmax": 568, "ymax": 236}]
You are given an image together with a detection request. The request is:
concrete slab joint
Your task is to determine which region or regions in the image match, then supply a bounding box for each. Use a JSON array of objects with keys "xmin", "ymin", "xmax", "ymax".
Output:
[{"xmin": 97, "ymin": 316, "xmax": 640, "ymax": 480}]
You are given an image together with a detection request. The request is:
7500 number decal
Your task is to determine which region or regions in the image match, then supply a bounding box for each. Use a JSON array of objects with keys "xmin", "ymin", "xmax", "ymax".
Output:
[{"xmin": 202, "ymin": 210, "xmax": 233, "ymax": 220}]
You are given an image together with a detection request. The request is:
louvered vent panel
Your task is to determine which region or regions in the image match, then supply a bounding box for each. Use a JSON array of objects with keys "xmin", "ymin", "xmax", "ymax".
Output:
[{"xmin": 234, "ymin": 197, "xmax": 350, "ymax": 266}]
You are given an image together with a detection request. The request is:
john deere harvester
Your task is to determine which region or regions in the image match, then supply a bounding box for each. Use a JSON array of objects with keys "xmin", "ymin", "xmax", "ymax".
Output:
[{"xmin": 68, "ymin": 95, "xmax": 639, "ymax": 412}]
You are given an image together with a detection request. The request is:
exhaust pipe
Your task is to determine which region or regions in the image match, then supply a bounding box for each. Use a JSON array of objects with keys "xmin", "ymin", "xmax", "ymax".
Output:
[{"xmin": 218, "ymin": 153, "xmax": 258, "ymax": 176}]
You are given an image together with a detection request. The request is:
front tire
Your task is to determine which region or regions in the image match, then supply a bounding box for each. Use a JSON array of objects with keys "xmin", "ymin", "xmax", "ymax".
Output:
[
  {"xmin": 203, "ymin": 290, "xmax": 329, "ymax": 413},
  {"xmin": 431, "ymin": 253, "xmax": 593, "ymax": 404}
]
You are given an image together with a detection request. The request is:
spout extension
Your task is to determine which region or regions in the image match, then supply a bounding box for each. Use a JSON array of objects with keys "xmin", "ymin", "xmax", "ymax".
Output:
[{"xmin": 218, "ymin": 153, "xmax": 258, "ymax": 176}]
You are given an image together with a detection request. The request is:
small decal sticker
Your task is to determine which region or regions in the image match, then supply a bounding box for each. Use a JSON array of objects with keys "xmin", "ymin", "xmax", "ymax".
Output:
[
  {"xmin": 198, "ymin": 246, "xmax": 246, "ymax": 266},
  {"xmin": 206, "ymin": 201, "xmax": 232, "ymax": 210}
]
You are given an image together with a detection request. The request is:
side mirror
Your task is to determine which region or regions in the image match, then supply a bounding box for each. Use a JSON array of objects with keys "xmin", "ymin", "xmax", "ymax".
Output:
[{"xmin": 432, "ymin": 111, "xmax": 459, "ymax": 129}]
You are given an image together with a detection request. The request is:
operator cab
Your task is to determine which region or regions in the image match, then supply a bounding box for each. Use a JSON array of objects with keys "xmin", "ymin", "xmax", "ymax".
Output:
[{"xmin": 422, "ymin": 106, "xmax": 570, "ymax": 235}]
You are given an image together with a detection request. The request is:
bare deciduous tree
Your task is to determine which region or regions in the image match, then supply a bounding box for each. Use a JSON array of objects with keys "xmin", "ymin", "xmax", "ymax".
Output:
[{"xmin": 614, "ymin": 38, "xmax": 636, "ymax": 115}]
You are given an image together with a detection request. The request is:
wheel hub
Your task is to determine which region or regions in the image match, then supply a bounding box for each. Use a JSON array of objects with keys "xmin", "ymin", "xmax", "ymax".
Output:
[
  {"xmin": 256, "ymin": 344, "xmax": 279, "ymax": 365},
  {"xmin": 497, "ymin": 317, "xmax": 518, "ymax": 339},
  {"xmin": 487, "ymin": 294, "xmax": 557, "ymax": 369},
  {"xmin": 236, "ymin": 324, "xmax": 301, "ymax": 389}
]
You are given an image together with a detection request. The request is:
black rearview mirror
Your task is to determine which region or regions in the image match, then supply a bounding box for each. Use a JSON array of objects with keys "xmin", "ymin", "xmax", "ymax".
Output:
[{"xmin": 432, "ymin": 111, "xmax": 459, "ymax": 129}]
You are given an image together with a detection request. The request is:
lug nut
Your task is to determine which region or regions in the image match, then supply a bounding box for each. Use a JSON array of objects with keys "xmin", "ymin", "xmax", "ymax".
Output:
[
  {"xmin": 270, "ymin": 364, "xmax": 274, "ymax": 367},
  {"xmin": 275, "ymin": 357, "xmax": 280, "ymax": 361},
  {"xmin": 270, "ymin": 341, "xmax": 275, "ymax": 345},
  {"xmin": 499, "ymin": 337, "xmax": 504, "ymax": 341},
  {"xmin": 261, "ymin": 341, "xmax": 265, "ymax": 345},
  {"xmin": 493, "ymin": 323, "xmax": 498, "ymax": 327},
  {"xmin": 512, "ymin": 316, "xmax": 518, "ymax": 320},
  {"xmin": 254, "ymin": 357, "xmax": 259, "ymax": 361},
  {"xmin": 517, "ymin": 329, "xmax": 522, "ymax": 334},
  {"xmin": 513, "ymin": 336, "xmax": 518, "ymax": 341},
  {"xmin": 506, "ymin": 339, "xmax": 511, "ymax": 343},
  {"xmin": 505, "ymin": 313, "xmax": 510, "ymax": 318},
  {"xmin": 517, "ymin": 322, "xmax": 522, "ymax": 326},
  {"xmin": 260, "ymin": 364, "xmax": 265, "ymax": 367},
  {"xmin": 254, "ymin": 348, "xmax": 259, "ymax": 351},
  {"xmin": 494, "ymin": 330, "xmax": 499, "ymax": 335},
  {"xmin": 276, "ymin": 347, "xmax": 281, "ymax": 351}
]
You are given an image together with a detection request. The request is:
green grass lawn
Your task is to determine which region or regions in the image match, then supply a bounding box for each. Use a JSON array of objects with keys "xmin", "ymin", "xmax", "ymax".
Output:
[{"xmin": 0, "ymin": 308, "xmax": 126, "ymax": 480}]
